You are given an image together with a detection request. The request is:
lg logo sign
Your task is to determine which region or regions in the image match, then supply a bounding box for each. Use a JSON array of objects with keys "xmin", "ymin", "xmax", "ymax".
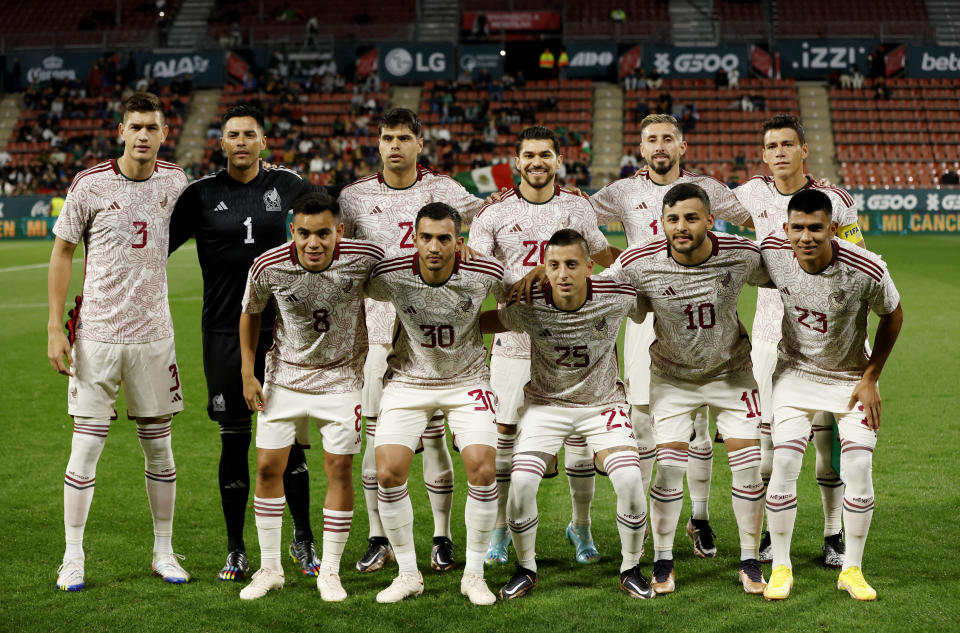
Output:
[{"xmin": 384, "ymin": 48, "xmax": 446, "ymax": 76}]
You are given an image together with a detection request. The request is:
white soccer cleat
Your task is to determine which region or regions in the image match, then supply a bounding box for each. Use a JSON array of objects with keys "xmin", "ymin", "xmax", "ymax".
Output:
[
  {"xmin": 376, "ymin": 571, "xmax": 424, "ymax": 603},
  {"xmin": 460, "ymin": 572, "xmax": 496, "ymax": 605},
  {"xmin": 152, "ymin": 553, "xmax": 190, "ymax": 584},
  {"xmin": 56, "ymin": 558, "xmax": 85, "ymax": 592},
  {"xmin": 316, "ymin": 571, "xmax": 347, "ymax": 602},
  {"xmin": 239, "ymin": 568, "xmax": 285, "ymax": 600}
]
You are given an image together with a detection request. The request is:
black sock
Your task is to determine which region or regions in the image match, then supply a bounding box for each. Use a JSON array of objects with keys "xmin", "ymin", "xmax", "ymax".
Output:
[
  {"xmin": 284, "ymin": 443, "xmax": 313, "ymax": 543},
  {"xmin": 218, "ymin": 420, "xmax": 252, "ymax": 553}
]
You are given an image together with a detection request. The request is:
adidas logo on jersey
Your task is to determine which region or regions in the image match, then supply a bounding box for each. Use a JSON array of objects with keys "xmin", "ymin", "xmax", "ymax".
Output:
[
  {"xmin": 758, "ymin": 210, "xmax": 768, "ymax": 218},
  {"xmin": 108, "ymin": 200, "xmax": 121, "ymax": 211},
  {"xmin": 635, "ymin": 201, "xmax": 648, "ymax": 209},
  {"xmin": 284, "ymin": 294, "xmax": 300, "ymax": 303},
  {"xmin": 539, "ymin": 328, "xmax": 553, "ymax": 337},
  {"xmin": 779, "ymin": 287, "xmax": 791, "ymax": 296},
  {"xmin": 171, "ymin": 393, "xmax": 183, "ymax": 403},
  {"xmin": 662, "ymin": 287, "xmax": 677, "ymax": 296},
  {"xmin": 212, "ymin": 393, "xmax": 226, "ymax": 411},
  {"xmin": 370, "ymin": 206, "xmax": 384, "ymax": 214},
  {"xmin": 403, "ymin": 305, "xmax": 417, "ymax": 314},
  {"xmin": 214, "ymin": 201, "xmax": 228, "ymax": 212},
  {"xmin": 508, "ymin": 223, "xmax": 523, "ymax": 233}
]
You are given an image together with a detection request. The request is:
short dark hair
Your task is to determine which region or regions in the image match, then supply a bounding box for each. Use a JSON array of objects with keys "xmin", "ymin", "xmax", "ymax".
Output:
[
  {"xmin": 662, "ymin": 182, "xmax": 710, "ymax": 215},
  {"xmin": 379, "ymin": 107, "xmax": 422, "ymax": 138},
  {"xmin": 787, "ymin": 189, "xmax": 832, "ymax": 220},
  {"xmin": 292, "ymin": 190, "xmax": 340, "ymax": 221},
  {"xmin": 415, "ymin": 202, "xmax": 461, "ymax": 235},
  {"xmin": 762, "ymin": 113, "xmax": 806, "ymax": 146},
  {"xmin": 640, "ymin": 113, "xmax": 683, "ymax": 140},
  {"xmin": 516, "ymin": 125, "xmax": 560, "ymax": 156},
  {"xmin": 223, "ymin": 103, "xmax": 265, "ymax": 130},
  {"xmin": 123, "ymin": 92, "xmax": 164, "ymax": 123},
  {"xmin": 546, "ymin": 228, "xmax": 589, "ymax": 259}
]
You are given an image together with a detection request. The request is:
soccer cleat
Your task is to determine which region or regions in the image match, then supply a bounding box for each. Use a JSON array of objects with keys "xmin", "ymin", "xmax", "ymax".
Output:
[
  {"xmin": 430, "ymin": 536, "xmax": 456, "ymax": 572},
  {"xmin": 619, "ymin": 565, "xmax": 655, "ymax": 599},
  {"xmin": 651, "ymin": 559, "xmax": 675, "ymax": 595},
  {"xmin": 289, "ymin": 540, "xmax": 321, "ymax": 577},
  {"xmin": 499, "ymin": 565, "xmax": 537, "ymax": 600},
  {"xmin": 763, "ymin": 565, "xmax": 793, "ymax": 600},
  {"xmin": 376, "ymin": 571, "xmax": 424, "ymax": 603},
  {"xmin": 356, "ymin": 537, "xmax": 394, "ymax": 573},
  {"xmin": 152, "ymin": 552, "xmax": 190, "ymax": 584},
  {"xmin": 239, "ymin": 567, "xmax": 284, "ymax": 600},
  {"xmin": 56, "ymin": 559, "xmax": 85, "ymax": 592},
  {"xmin": 485, "ymin": 527, "xmax": 511, "ymax": 566},
  {"xmin": 758, "ymin": 530, "xmax": 773, "ymax": 564},
  {"xmin": 837, "ymin": 567, "xmax": 876, "ymax": 601},
  {"xmin": 218, "ymin": 550, "xmax": 249, "ymax": 582},
  {"xmin": 316, "ymin": 571, "xmax": 347, "ymax": 602},
  {"xmin": 823, "ymin": 531, "xmax": 845, "ymax": 568},
  {"xmin": 565, "ymin": 522, "xmax": 600, "ymax": 564},
  {"xmin": 460, "ymin": 572, "xmax": 496, "ymax": 605},
  {"xmin": 738, "ymin": 558, "xmax": 767, "ymax": 595},
  {"xmin": 685, "ymin": 518, "xmax": 717, "ymax": 558}
]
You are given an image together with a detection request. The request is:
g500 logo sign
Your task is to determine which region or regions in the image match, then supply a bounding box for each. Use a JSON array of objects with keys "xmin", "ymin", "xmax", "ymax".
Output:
[{"xmin": 653, "ymin": 52, "xmax": 740, "ymax": 75}]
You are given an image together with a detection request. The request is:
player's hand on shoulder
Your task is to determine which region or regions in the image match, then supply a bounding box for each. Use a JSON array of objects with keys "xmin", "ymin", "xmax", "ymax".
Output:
[
  {"xmin": 507, "ymin": 265, "xmax": 547, "ymax": 305},
  {"xmin": 47, "ymin": 329, "xmax": 73, "ymax": 376},
  {"xmin": 483, "ymin": 186, "xmax": 512, "ymax": 205},
  {"xmin": 814, "ymin": 177, "xmax": 834, "ymax": 188},
  {"xmin": 566, "ymin": 185, "xmax": 589, "ymax": 200},
  {"xmin": 849, "ymin": 379, "xmax": 881, "ymax": 430},
  {"xmin": 242, "ymin": 375, "xmax": 266, "ymax": 412}
]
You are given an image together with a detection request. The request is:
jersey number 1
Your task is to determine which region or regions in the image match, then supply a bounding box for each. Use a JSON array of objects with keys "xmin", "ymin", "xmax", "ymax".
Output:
[{"xmin": 243, "ymin": 217, "xmax": 255, "ymax": 244}]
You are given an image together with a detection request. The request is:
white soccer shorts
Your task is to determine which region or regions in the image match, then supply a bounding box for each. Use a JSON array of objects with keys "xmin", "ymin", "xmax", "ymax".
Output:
[
  {"xmin": 489, "ymin": 355, "xmax": 530, "ymax": 427},
  {"xmin": 514, "ymin": 402, "xmax": 636, "ymax": 455},
  {"xmin": 256, "ymin": 385, "xmax": 362, "ymax": 454},
  {"xmin": 650, "ymin": 371, "xmax": 762, "ymax": 444},
  {"xmin": 361, "ymin": 343, "xmax": 391, "ymax": 418},
  {"xmin": 374, "ymin": 383, "xmax": 497, "ymax": 451},
  {"xmin": 771, "ymin": 373, "xmax": 878, "ymax": 449},
  {"xmin": 67, "ymin": 337, "xmax": 183, "ymax": 419},
  {"xmin": 751, "ymin": 338, "xmax": 778, "ymax": 428},
  {"xmin": 623, "ymin": 318, "xmax": 655, "ymax": 405}
]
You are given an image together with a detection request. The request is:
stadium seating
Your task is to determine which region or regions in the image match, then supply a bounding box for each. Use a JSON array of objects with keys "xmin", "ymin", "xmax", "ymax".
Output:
[
  {"xmin": 0, "ymin": 0, "xmax": 172, "ymax": 47},
  {"xmin": 777, "ymin": 0, "xmax": 930, "ymax": 38},
  {"xmin": 565, "ymin": 0, "xmax": 670, "ymax": 39}
]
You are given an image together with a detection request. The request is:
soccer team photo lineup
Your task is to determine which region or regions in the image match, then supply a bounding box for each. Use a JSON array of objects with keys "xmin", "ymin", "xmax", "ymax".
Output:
[{"xmin": 3, "ymin": 7, "xmax": 960, "ymax": 628}]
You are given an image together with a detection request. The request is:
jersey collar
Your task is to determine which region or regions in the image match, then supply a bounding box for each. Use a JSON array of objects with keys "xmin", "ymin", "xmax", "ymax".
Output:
[
  {"xmin": 412, "ymin": 252, "xmax": 460, "ymax": 286},
  {"xmin": 667, "ymin": 231, "xmax": 718, "ymax": 267},
  {"xmin": 290, "ymin": 240, "xmax": 341, "ymax": 273},
  {"xmin": 544, "ymin": 278, "xmax": 592, "ymax": 312}
]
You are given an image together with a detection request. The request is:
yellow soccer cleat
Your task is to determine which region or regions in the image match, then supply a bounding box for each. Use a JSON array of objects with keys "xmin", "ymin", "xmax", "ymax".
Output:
[
  {"xmin": 837, "ymin": 567, "xmax": 877, "ymax": 601},
  {"xmin": 763, "ymin": 565, "xmax": 793, "ymax": 600}
]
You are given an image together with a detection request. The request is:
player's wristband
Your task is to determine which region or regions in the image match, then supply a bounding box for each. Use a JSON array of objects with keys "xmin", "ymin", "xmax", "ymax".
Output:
[{"xmin": 838, "ymin": 222, "xmax": 862, "ymax": 244}]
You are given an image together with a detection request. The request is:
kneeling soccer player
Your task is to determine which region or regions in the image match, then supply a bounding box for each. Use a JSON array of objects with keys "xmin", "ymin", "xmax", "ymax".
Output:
[
  {"xmin": 761, "ymin": 189, "xmax": 902, "ymax": 601},
  {"xmin": 237, "ymin": 191, "xmax": 384, "ymax": 600},
  {"xmin": 481, "ymin": 229, "xmax": 654, "ymax": 600}
]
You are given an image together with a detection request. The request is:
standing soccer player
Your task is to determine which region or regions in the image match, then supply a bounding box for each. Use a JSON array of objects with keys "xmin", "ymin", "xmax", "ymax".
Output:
[
  {"xmin": 761, "ymin": 190, "xmax": 902, "ymax": 601},
  {"xmin": 169, "ymin": 104, "xmax": 322, "ymax": 581},
  {"xmin": 605, "ymin": 183, "xmax": 768, "ymax": 595},
  {"xmin": 735, "ymin": 113, "xmax": 867, "ymax": 566},
  {"xmin": 480, "ymin": 229, "xmax": 654, "ymax": 600},
  {"xmin": 339, "ymin": 108, "xmax": 486, "ymax": 574},
  {"xmin": 366, "ymin": 203, "xmax": 504, "ymax": 605},
  {"xmin": 468, "ymin": 126, "xmax": 619, "ymax": 566},
  {"xmin": 47, "ymin": 92, "xmax": 190, "ymax": 591},
  {"xmin": 236, "ymin": 192, "xmax": 384, "ymax": 601},
  {"xmin": 590, "ymin": 114, "xmax": 754, "ymax": 556}
]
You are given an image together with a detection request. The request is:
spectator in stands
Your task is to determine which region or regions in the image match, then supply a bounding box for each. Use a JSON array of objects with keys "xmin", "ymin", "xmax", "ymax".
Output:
[
  {"xmin": 941, "ymin": 169, "xmax": 960, "ymax": 185},
  {"xmin": 647, "ymin": 69, "xmax": 662, "ymax": 90},
  {"xmin": 656, "ymin": 92, "xmax": 673, "ymax": 115},
  {"xmin": 715, "ymin": 68, "xmax": 729, "ymax": 89},
  {"xmin": 489, "ymin": 79, "xmax": 503, "ymax": 103},
  {"xmin": 515, "ymin": 71, "xmax": 527, "ymax": 89},
  {"xmin": 620, "ymin": 149, "xmax": 638, "ymax": 177},
  {"xmin": 680, "ymin": 104, "xmax": 698, "ymax": 134},
  {"xmin": 852, "ymin": 67, "xmax": 864, "ymax": 90},
  {"xmin": 740, "ymin": 94, "xmax": 755, "ymax": 112},
  {"xmin": 874, "ymin": 77, "xmax": 890, "ymax": 101},
  {"xmin": 840, "ymin": 66, "xmax": 853, "ymax": 89},
  {"xmin": 477, "ymin": 68, "xmax": 492, "ymax": 93},
  {"xmin": 727, "ymin": 67, "xmax": 740, "ymax": 91},
  {"xmin": 305, "ymin": 15, "xmax": 319, "ymax": 46},
  {"xmin": 470, "ymin": 12, "xmax": 490, "ymax": 42}
]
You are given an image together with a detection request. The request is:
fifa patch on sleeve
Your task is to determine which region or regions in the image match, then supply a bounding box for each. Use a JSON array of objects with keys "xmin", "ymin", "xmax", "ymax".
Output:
[{"xmin": 838, "ymin": 222, "xmax": 862, "ymax": 243}]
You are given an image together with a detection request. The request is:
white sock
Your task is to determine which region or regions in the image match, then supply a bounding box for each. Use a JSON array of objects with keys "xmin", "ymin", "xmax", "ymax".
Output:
[
  {"xmin": 361, "ymin": 419, "xmax": 384, "ymax": 539},
  {"xmin": 650, "ymin": 447, "xmax": 687, "ymax": 559},
  {"xmin": 729, "ymin": 446, "xmax": 764, "ymax": 560},
  {"xmin": 605, "ymin": 452, "xmax": 646, "ymax": 572},
  {"xmin": 812, "ymin": 416, "xmax": 844, "ymax": 537},
  {"xmin": 631, "ymin": 405, "xmax": 656, "ymax": 497},
  {"xmin": 759, "ymin": 422, "xmax": 774, "ymax": 490},
  {"xmin": 564, "ymin": 437, "xmax": 594, "ymax": 528},
  {"xmin": 137, "ymin": 421, "xmax": 176, "ymax": 555},
  {"xmin": 465, "ymin": 483, "xmax": 498, "ymax": 574},
  {"xmin": 687, "ymin": 409, "xmax": 713, "ymax": 520},
  {"xmin": 377, "ymin": 483, "xmax": 417, "ymax": 574},
  {"xmin": 63, "ymin": 418, "xmax": 109, "ymax": 561},
  {"xmin": 421, "ymin": 416, "xmax": 454, "ymax": 539},
  {"xmin": 321, "ymin": 508, "xmax": 353, "ymax": 573},
  {"xmin": 507, "ymin": 454, "xmax": 546, "ymax": 573},
  {"xmin": 766, "ymin": 437, "xmax": 807, "ymax": 569},
  {"xmin": 840, "ymin": 442, "xmax": 875, "ymax": 570},
  {"xmin": 254, "ymin": 496, "xmax": 285, "ymax": 571},
  {"xmin": 494, "ymin": 432, "xmax": 516, "ymax": 529}
]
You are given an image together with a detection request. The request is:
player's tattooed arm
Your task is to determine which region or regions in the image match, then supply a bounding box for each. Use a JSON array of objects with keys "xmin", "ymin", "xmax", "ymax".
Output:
[
  {"xmin": 849, "ymin": 302, "xmax": 903, "ymax": 430},
  {"xmin": 239, "ymin": 312, "xmax": 266, "ymax": 412},
  {"xmin": 479, "ymin": 309, "xmax": 508, "ymax": 334},
  {"xmin": 47, "ymin": 237, "xmax": 78, "ymax": 376}
]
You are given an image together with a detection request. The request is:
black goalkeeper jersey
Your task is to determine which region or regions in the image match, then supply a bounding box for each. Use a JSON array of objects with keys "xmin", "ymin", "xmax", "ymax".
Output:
[{"xmin": 169, "ymin": 165, "xmax": 321, "ymax": 333}]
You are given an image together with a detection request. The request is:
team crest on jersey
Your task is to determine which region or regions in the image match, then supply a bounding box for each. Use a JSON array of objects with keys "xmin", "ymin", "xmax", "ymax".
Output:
[
  {"xmin": 591, "ymin": 317, "xmax": 608, "ymax": 340},
  {"xmin": 453, "ymin": 297, "xmax": 474, "ymax": 320},
  {"xmin": 263, "ymin": 187, "xmax": 282, "ymax": 213},
  {"xmin": 829, "ymin": 290, "xmax": 847, "ymax": 311},
  {"xmin": 714, "ymin": 270, "xmax": 733, "ymax": 294}
]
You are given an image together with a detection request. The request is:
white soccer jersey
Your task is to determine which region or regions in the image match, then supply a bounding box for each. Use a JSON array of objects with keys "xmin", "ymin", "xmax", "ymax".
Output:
[
  {"xmin": 736, "ymin": 176, "xmax": 861, "ymax": 343},
  {"xmin": 339, "ymin": 165, "xmax": 485, "ymax": 344},
  {"xmin": 53, "ymin": 159, "xmax": 188, "ymax": 344},
  {"xmin": 606, "ymin": 231, "xmax": 769, "ymax": 381},
  {"xmin": 761, "ymin": 234, "xmax": 900, "ymax": 385},
  {"xmin": 469, "ymin": 185, "xmax": 610, "ymax": 359},
  {"xmin": 498, "ymin": 277, "xmax": 643, "ymax": 407},
  {"xmin": 366, "ymin": 253, "xmax": 505, "ymax": 389},
  {"xmin": 241, "ymin": 239, "xmax": 384, "ymax": 394},
  {"xmin": 591, "ymin": 167, "xmax": 752, "ymax": 246}
]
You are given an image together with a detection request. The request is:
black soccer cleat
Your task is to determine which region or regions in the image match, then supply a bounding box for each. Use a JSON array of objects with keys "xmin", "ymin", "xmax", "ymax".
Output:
[
  {"xmin": 430, "ymin": 536, "xmax": 456, "ymax": 572},
  {"xmin": 619, "ymin": 565, "xmax": 655, "ymax": 599},
  {"xmin": 822, "ymin": 530, "xmax": 845, "ymax": 568},
  {"xmin": 218, "ymin": 549, "xmax": 249, "ymax": 582},
  {"xmin": 356, "ymin": 537, "xmax": 394, "ymax": 573},
  {"xmin": 289, "ymin": 540, "xmax": 321, "ymax": 577},
  {"xmin": 651, "ymin": 558, "xmax": 676, "ymax": 595},
  {"xmin": 499, "ymin": 565, "xmax": 538, "ymax": 600},
  {"xmin": 686, "ymin": 518, "xmax": 717, "ymax": 558}
]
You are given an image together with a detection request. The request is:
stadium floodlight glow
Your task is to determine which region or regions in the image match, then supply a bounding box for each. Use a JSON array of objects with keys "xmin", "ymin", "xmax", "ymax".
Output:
[
  {"xmin": 159, "ymin": 11, "xmax": 165, "ymax": 16},
  {"xmin": 500, "ymin": 50, "xmax": 506, "ymax": 56}
]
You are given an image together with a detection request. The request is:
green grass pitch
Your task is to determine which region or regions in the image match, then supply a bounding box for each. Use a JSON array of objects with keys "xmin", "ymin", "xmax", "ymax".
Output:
[{"xmin": 0, "ymin": 234, "xmax": 958, "ymax": 633}]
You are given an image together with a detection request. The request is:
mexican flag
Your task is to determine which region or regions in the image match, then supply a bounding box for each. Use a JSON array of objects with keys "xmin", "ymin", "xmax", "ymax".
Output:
[{"xmin": 454, "ymin": 163, "xmax": 516, "ymax": 194}]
